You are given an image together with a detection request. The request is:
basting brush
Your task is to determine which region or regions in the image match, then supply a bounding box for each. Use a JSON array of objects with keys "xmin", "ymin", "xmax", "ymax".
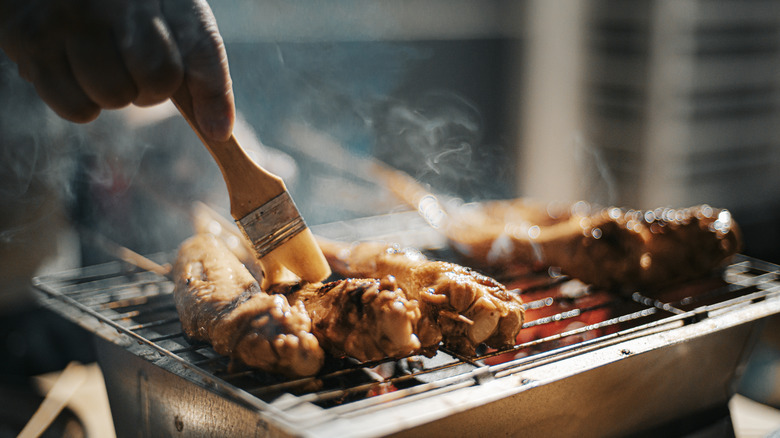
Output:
[{"xmin": 171, "ymin": 87, "xmax": 331, "ymax": 287}]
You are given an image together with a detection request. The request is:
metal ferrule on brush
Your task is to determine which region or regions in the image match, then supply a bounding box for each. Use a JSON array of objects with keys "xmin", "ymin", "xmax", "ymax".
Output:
[{"xmin": 236, "ymin": 192, "xmax": 307, "ymax": 258}]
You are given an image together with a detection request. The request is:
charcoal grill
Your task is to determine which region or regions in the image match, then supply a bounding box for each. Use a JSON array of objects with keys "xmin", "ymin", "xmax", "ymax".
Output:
[{"xmin": 33, "ymin": 214, "xmax": 780, "ymax": 437}]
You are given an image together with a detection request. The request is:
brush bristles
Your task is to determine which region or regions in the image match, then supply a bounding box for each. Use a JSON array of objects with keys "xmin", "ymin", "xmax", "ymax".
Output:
[{"xmin": 259, "ymin": 228, "xmax": 331, "ymax": 287}]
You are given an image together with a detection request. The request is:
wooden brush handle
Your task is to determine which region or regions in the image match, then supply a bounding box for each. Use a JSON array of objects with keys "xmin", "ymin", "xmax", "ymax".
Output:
[
  {"xmin": 171, "ymin": 86, "xmax": 285, "ymax": 218},
  {"xmin": 171, "ymin": 86, "xmax": 332, "ymax": 284}
]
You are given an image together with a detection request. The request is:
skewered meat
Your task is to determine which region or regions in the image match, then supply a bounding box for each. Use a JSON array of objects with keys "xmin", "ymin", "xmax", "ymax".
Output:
[
  {"xmin": 173, "ymin": 233, "xmax": 325, "ymax": 377},
  {"xmin": 176, "ymin": 204, "xmax": 523, "ymax": 368},
  {"xmin": 317, "ymin": 239, "xmax": 525, "ymax": 355},
  {"xmin": 373, "ymin": 164, "xmax": 742, "ymax": 290},
  {"xmin": 174, "ymin": 232, "xmax": 423, "ymax": 375},
  {"xmin": 189, "ymin": 204, "xmax": 424, "ymax": 361},
  {"xmin": 270, "ymin": 277, "xmax": 423, "ymax": 362},
  {"xmin": 445, "ymin": 201, "xmax": 741, "ymax": 290}
]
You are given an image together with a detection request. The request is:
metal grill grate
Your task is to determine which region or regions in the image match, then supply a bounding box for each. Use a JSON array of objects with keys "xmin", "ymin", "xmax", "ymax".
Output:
[{"xmin": 32, "ymin": 252, "xmax": 780, "ymax": 416}]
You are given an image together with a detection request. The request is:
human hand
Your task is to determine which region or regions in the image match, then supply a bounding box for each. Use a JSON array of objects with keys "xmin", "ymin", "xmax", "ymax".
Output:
[{"xmin": 0, "ymin": 0, "xmax": 235, "ymax": 141}]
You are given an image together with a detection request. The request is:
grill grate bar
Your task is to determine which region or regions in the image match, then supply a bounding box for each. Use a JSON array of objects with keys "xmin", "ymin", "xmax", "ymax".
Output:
[
  {"xmin": 192, "ymin": 355, "xmax": 227, "ymax": 369},
  {"xmin": 515, "ymin": 275, "xmax": 572, "ymax": 294},
  {"xmin": 109, "ymin": 303, "xmax": 177, "ymax": 322},
  {"xmin": 245, "ymin": 375, "xmax": 322, "ymax": 397},
  {"xmin": 148, "ymin": 332, "xmax": 186, "ymax": 343},
  {"xmin": 244, "ymin": 358, "xmax": 404, "ymax": 397},
  {"xmin": 437, "ymin": 347, "xmax": 487, "ymax": 368},
  {"xmin": 322, "ymin": 368, "xmax": 480, "ymax": 418},
  {"xmin": 101, "ymin": 296, "xmax": 152, "ymax": 309},
  {"xmin": 521, "ymin": 301, "xmax": 613, "ymax": 329},
  {"xmin": 125, "ymin": 316, "xmax": 181, "ymax": 331},
  {"xmin": 631, "ymin": 293, "xmax": 687, "ymax": 315},
  {"xmin": 170, "ymin": 344, "xmax": 215, "ymax": 355},
  {"xmin": 62, "ymin": 275, "xmax": 163, "ymax": 298},
  {"xmin": 491, "ymin": 307, "xmax": 677, "ymax": 379},
  {"xmin": 80, "ymin": 286, "xmax": 168, "ymax": 309},
  {"xmin": 703, "ymin": 283, "xmax": 780, "ymax": 314},
  {"xmin": 486, "ymin": 306, "xmax": 659, "ymax": 363}
]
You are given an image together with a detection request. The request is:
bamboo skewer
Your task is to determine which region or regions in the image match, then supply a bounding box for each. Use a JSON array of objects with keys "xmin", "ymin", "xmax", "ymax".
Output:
[{"xmin": 88, "ymin": 232, "xmax": 173, "ymax": 279}]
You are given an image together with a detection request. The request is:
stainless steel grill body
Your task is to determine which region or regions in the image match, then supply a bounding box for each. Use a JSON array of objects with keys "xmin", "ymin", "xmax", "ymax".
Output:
[{"xmin": 33, "ymin": 233, "xmax": 780, "ymax": 437}]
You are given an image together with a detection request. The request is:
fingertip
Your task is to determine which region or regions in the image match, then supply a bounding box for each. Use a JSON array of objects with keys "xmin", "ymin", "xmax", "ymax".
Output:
[
  {"xmin": 57, "ymin": 103, "xmax": 101, "ymax": 124},
  {"xmin": 77, "ymin": 109, "xmax": 101, "ymax": 124}
]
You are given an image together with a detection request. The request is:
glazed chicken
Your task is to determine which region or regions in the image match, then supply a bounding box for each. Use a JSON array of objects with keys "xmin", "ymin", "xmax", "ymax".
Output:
[
  {"xmin": 177, "ymin": 203, "xmax": 523, "ymax": 375},
  {"xmin": 270, "ymin": 277, "xmax": 422, "ymax": 362},
  {"xmin": 173, "ymin": 233, "xmax": 325, "ymax": 377},
  {"xmin": 317, "ymin": 240, "xmax": 525, "ymax": 356},
  {"xmin": 174, "ymin": 233, "xmax": 424, "ymax": 376},
  {"xmin": 444, "ymin": 201, "xmax": 741, "ymax": 290},
  {"xmin": 375, "ymin": 164, "xmax": 742, "ymax": 290}
]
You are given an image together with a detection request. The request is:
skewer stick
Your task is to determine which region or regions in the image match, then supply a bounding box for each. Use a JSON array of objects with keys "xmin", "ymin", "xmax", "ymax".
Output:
[
  {"xmin": 114, "ymin": 245, "xmax": 172, "ymax": 278},
  {"xmin": 439, "ymin": 310, "xmax": 475, "ymax": 325},
  {"xmin": 88, "ymin": 232, "xmax": 172, "ymax": 278},
  {"xmin": 370, "ymin": 162, "xmax": 450, "ymax": 229}
]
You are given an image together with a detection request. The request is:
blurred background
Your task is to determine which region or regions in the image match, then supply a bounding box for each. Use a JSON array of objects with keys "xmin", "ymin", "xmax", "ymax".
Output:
[{"xmin": 2, "ymin": 0, "xmax": 780, "ymax": 435}]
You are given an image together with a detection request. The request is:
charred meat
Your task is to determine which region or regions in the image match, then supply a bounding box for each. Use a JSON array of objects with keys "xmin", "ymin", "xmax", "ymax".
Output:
[
  {"xmin": 445, "ymin": 201, "xmax": 741, "ymax": 290},
  {"xmin": 271, "ymin": 277, "xmax": 423, "ymax": 362},
  {"xmin": 375, "ymin": 164, "xmax": 741, "ymax": 290},
  {"xmin": 174, "ymin": 234, "xmax": 423, "ymax": 376},
  {"xmin": 318, "ymin": 240, "xmax": 524, "ymax": 356}
]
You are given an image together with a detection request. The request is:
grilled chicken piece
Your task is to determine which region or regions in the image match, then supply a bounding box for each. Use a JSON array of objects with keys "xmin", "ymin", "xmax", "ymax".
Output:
[
  {"xmin": 373, "ymin": 164, "xmax": 742, "ymax": 290},
  {"xmin": 175, "ymin": 232, "xmax": 422, "ymax": 373},
  {"xmin": 445, "ymin": 201, "xmax": 742, "ymax": 290},
  {"xmin": 173, "ymin": 233, "xmax": 325, "ymax": 377},
  {"xmin": 270, "ymin": 276, "xmax": 423, "ymax": 362},
  {"xmin": 318, "ymin": 240, "xmax": 524, "ymax": 356}
]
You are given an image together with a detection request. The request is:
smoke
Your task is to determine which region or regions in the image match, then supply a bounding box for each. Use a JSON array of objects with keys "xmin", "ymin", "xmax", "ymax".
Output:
[
  {"xmin": 0, "ymin": 30, "xmax": 512, "ymax": 269},
  {"xmin": 233, "ymin": 41, "xmax": 428, "ymax": 152},
  {"xmin": 223, "ymin": 37, "xmax": 517, "ymax": 224},
  {"xmin": 573, "ymin": 134, "xmax": 618, "ymax": 206},
  {"xmin": 219, "ymin": 41, "xmax": 433, "ymax": 223},
  {"xmin": 374, "ymin": 90, "xmax": 489, "ymax": 202},
  {"xmin": 385, "ymin": 90, "xmax": 480, "ymax": 174},
  {"xmin": 0, "ymin": 54, "xmax": 83, "ymax": 305},
  {"xmin": 0, "ymin": 55, "xmax": 75, "ymax": 228},
  {"xmin": 0, "ymin": 51, "xmax": 225, "ymax": 267}
]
